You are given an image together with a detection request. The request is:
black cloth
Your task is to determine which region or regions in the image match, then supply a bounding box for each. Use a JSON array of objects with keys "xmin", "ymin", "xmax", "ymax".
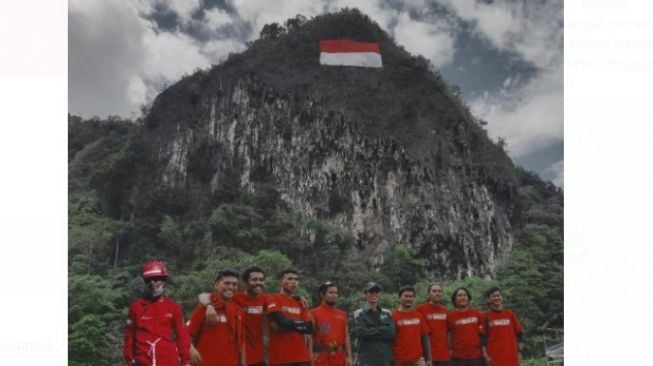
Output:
[
  {"xmin": 421, "ymin": 334, "xmax": 431, "ymax": 361},
  {"xmin": 451, "ymin": 358, "xmax": 484, "ymax": 366},
  {"xmin": 269, "ymin": 311, "xmax": 314, "ymax": 334},
  {"xmin": 432, "ymin": 362, "xmax": 452, "ymax": 366}
]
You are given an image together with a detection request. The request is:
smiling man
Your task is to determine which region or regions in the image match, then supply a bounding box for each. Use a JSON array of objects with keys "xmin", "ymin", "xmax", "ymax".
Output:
[
  {"xmin": 392, "ymin": 286, "xmax": 431, "ymax": 366},
  {"xmin": 352, "ymin": 282, "xmax": 395, "ymax": 366},
  {"xmin": 481, "ymin": 287, "xmax": 524, "ymax": 366},
  {"xmin": 188, "ymin": 269, "xmax": 245, "ymax": 366},
  {"xmin": 447, "ymin": 287, "xmax": 484, "ymax": 366},
  {"xmin": 231, "ymin": 266, "xmax": 268, "ymax": 366}
]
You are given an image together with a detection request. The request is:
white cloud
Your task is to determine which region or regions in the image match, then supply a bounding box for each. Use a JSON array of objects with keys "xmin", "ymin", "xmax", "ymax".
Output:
[
  {"xmin": 69, "ymin": 0, "xmax": 151, "ymax": 117},
  {"xmin": 164, "ymin": 0, "xmax": 201, "ymax": 24},
  {"xmin": 439, "ymin": 0, "xmax": 563, "ymax": 162},
  {"xmin": 471, "ymin": 64, "xmax": 563, "ymax": 159},
  {"xmin": 69, "ymin": 0, "xmax": 243, "ymax": 118},
  {"xmin": 142, "ymin": 30, "xmax": 210, "ymax": 82},
  {"xmin": 438, "ymin": 0, "xmax": 563, "ymax": 69},
  {"xmin": 233, "ymin": 0, "xmax": 326, "ymax": 39},
  {"xmin": 127, "ymin": 77, "xmax": 149, "ymax": 113},
  {"xmin": 201, "ymin": 39, "xmax": 248, "ymax": 63},
  {"xmin": 393, "ymin": 12, "xmax": 456, "ymax": 67},
  {"xmin": 204, "ymin": 8, "xmax": 233, "ymax": 30}
]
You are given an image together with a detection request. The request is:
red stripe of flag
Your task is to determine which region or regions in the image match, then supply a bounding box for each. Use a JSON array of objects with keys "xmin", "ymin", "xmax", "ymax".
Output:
[{"xmin": 319, "ymin": 40, "xmax": 380, "ymax": 53}]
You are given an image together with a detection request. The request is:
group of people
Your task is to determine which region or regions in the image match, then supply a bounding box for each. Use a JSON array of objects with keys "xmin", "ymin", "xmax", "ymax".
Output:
[{"xmin": 123, "ymin": 260, "xmax": 524, "ymax": 366}]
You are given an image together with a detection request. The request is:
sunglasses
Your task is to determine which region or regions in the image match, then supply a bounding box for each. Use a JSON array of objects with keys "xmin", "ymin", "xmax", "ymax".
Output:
[{"xmin": 145, "ymin": 277, "xmax": 166, "ymax": 284}]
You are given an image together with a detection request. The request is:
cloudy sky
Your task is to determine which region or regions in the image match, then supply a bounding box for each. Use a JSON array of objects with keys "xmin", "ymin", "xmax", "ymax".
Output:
[{"xmin": 69, "ymin": 0, "xmax": 563, "ymax": 186}]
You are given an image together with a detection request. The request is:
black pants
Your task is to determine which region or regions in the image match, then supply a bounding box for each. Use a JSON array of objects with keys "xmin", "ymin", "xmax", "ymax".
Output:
[
  {"xmin": 432, "ymin": 361, "xmax": 453, "ymax": 366},
  {"xmin": 451, "ymin": 358, "xmax": 484, "ymax": 366}
]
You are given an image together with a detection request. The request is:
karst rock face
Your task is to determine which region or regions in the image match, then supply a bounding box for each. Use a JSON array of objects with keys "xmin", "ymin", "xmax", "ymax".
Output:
[{"xmin": 137, "ymin": 10, "xmax": 518, "ymax": 278}]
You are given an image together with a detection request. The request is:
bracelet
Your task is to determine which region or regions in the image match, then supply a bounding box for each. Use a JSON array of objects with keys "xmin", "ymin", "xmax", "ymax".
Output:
[{"xmin": 206, "ymin": 303, "xmax": 215, "ymax": 307}]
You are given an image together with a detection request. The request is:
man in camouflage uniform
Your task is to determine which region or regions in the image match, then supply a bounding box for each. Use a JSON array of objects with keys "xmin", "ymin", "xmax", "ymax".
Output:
[{"xmin": 352, "ymin": 282, "xmax": 396, "ymax": 366}]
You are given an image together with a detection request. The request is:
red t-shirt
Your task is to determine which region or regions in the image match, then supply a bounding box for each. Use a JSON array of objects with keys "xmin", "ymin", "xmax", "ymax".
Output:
[
  {"xmin": 392, "ymin": 309, "xmax": 430, "ymax": 363},
  {"xmin": 416, "ymin": 302, "xmax": 450, "ymax": 361},
  {"xmin": 188, "ymin": 293, "xmax": 244, "ymax": 366},
  {"xmin": 484, "ymin": 309, "xmax": 524, "ymax": 366},
  {"xmin": 447, "ymin": 308, "xmax": 484, "ymax": 360},
  {"xmin": 233, "ymin": 292, "xmax": 268, "ymax": 365},
  {"xmin": 266, "ymin": 293, "xmax": 311, "ymax": 365},
  {"xmin": 310, "ymin": 304, "xmax": 349, "ymax": 366}
]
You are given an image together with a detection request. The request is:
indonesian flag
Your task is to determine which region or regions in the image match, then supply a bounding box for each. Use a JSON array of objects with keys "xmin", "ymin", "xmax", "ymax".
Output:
[{"xmin": 319, "ymin": 40, "xmax": 383, "ymax": 68}]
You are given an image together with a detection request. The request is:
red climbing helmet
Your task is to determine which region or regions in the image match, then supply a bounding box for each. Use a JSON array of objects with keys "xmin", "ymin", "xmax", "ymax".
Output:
[{"xmin": 142, "ymin": 260, "xmax": 169, "ymax": 279}]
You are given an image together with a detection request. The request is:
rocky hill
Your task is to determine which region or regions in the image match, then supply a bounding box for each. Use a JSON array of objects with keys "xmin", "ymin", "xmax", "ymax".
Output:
[{"xmin": 93, "ymin": 9, "xmax": 529, "ymax": 278}]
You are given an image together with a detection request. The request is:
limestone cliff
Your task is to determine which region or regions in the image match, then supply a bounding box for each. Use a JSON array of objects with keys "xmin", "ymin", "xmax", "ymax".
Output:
[{"xmin": 135, "ymin": 10, "xmax": 519, "ymax": 277}]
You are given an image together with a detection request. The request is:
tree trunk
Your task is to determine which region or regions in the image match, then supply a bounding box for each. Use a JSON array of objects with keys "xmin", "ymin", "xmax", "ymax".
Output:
[
  {"xmin": 88, "ymin": 243, "xmax": 93, "ymax": 274},
  {"xmin": 114, "ymin": 236, "xmax": 120, "ymax": 268}
]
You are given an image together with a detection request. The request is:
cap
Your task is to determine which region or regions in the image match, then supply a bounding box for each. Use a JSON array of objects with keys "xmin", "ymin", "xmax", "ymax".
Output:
[
  {"xmin": 142, "ymin": 260, "xmax": 169, "ymax": 279},
  {"xmin": 364, "ymin": 281, "xmax": 381, "ymax": 293}
]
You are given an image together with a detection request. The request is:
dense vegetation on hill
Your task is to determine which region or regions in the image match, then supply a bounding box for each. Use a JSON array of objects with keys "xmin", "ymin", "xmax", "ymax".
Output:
[{"xmin": 68, "ymin": 9, "xmax": 562, "ymax": 366}]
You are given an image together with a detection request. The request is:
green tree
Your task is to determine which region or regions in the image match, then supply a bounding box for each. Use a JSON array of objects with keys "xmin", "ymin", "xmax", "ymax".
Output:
[
  {"xmin": 379, "ymin": 244, "xmax": 427, "ymax": 290},
  {"xmin": 68, "ymin": 274, "xmax": 123, "ymax": 324},
  {"xmin": 68, "ymin": 274, "xmax": 126, "ymax": 365},
  {"xmin": 260, "ymin": 23, "xmax": 286, "ymax": 39},
  {"xmin": 69, "ymin": 315, "xmax": 113, "ymax": 366},
  {"xmin": 209, "ymin": 204, "xmax": 265, "ymax": 248},
  {"xmin": 69, "ymin": 192, "xmax": 126, "ymax": 275}
]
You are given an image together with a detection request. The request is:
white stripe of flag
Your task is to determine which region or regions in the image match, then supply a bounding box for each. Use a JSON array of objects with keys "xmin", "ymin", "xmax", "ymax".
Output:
[{"xmin": 319, "ymin": 40, "xmax": 382, "ymax": 68}]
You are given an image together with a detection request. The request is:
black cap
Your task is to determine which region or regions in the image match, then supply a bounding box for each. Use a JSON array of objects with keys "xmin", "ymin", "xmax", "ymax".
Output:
[{"xmin": 364, "ymin": 282, "xmax": 381, "ymax": 293}]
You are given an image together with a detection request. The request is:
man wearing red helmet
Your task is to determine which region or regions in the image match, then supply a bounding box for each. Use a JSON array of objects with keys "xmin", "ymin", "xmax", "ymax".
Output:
[{"xmin": 123, "ymin": 260, "xmax": 192, "ymax": 366}]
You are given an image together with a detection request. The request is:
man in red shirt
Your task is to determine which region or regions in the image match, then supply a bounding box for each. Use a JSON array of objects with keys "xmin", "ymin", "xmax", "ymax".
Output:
[
  {"xmin": 188, "ymin": 269, "xmax": 245, "ymax": 366},
  {"xmin": 123, "ymin": 260, "xmax": 191, "ymax": 366},
  {"xmin": 231, "ymin": 266, "xmax": 268, "ymax": 366},
  {"xmin": 266, "ymin": 269, "xmax": 314, "ymax": 366},
  {"xmin": 309, "ymin": 281, "xmax": 353, "ymax": 366},
  {"xmin": 481, "ymin": 287, "xmax": 524, "ymax": 366},
  {"xmin": 447, "ymin": 287, "xmax": 484, "ymax": 366},
  {"xmin": 392, "ymin": 286, "xmax": 431, "ymax": 366},
  {"xmin": 416, "ymin": 283, "xmax": 450, "ymax": 366}
]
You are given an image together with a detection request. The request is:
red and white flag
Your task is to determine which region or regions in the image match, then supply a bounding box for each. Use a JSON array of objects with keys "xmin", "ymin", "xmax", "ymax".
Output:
[{"xmin": 319, "ymin": 40, "xmax": 382, "ymax": 68}]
